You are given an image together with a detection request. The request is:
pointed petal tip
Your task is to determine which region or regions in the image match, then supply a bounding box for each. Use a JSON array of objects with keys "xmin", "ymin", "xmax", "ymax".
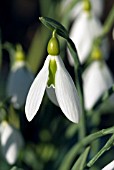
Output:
[
  {"xmin": 25, "ymin": 106, "xmax": 33, "ymax": 122},
  {"xmin": 70, "ymin": 114, "xmax": 80, "ymax": 124}
]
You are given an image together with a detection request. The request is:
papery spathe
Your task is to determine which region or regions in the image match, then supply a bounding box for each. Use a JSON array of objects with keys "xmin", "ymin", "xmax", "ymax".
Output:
[{"xmin": 25, "ymin": 55, "xmax": 81, "ymax": 123}]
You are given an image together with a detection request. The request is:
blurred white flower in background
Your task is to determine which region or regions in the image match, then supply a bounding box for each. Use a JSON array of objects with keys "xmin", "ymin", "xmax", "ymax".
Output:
[
  {"xmin": 61, "ymin": 0, "xmax": 104, "ymax": 19},
  {"xmin": 68, "ymin": 11, "xmax": 103, "ymax": 64},
  {"xmin": 83, "ymin": 61, "xmax": 114, "ymax": 110},
  {"xmin": 66, "ymin": 0, "xmax": 109, "ymax": 66},
  {"xmin": 0, "ymin": 121, "xmax": 24, "ymax": 165},
  {"xmin": 7, "ymin": 45, "xmax": 34, "ymax": 109},
  {"xmin": 102, "ymin": 160, "xmax": 114, "ymax": 170}
]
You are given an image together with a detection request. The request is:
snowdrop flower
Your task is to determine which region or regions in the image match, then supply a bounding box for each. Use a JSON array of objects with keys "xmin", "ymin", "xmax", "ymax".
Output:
[
  {"xmin": 102, "ymin": 160, "xmax": 114, "ymax": 170},
  {"xmin": 0, "ymin": 121, "xmax": 24, "ymax": 165},
  {"xmin": 25, "ymin": 31, "xmax": 81, "ymax": 123},
  {"xmin": 61, "ymin": 0, "xmax": 104, "ymax": 20},
  {"xmin": 83, "ymin": 60, "xmax": 114, "ymax": 110},
  {"xmin": 68, "ymin": 10, "xmax": 103, "ymax": 65},
  {"xmin": 7, "ymin": 45, "xmax": 34, "ymax": 108}
]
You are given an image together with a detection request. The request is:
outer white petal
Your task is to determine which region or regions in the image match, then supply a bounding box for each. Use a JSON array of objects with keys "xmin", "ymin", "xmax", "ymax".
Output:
[
  {"xmin": 25, "ymin": 55, "xmax": 50, "ymax": 121},
  {"xmin": 55, "ymin": 56, "xmax": 82, "ymax": 123},
  {"xmin": 0, "ymin": 121, "xmax": 24, "ymax": 165},
  {"xmin": 46, "ymin": 85, "xmax": 59, "ymax": 106},
  {"xmin": 68, "ymin": 12, "xmax": 102, "ymax": 64},
  {"xmin": 83, "ymin": 61, "xmax": 114, "ymax": 110},
  {"xmin": 102, "ymin": 160, "xmax": 114, "ymax": 170}
]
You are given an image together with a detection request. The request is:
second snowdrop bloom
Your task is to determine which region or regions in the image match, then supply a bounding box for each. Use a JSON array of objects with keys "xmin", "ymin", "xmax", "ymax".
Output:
[
  {"xmin": 68, "ymin": 11, "xmax": 103, "ymax": 65},
  {"xmin": 0, "ymin": 121, "xmax": 24, "ymax": 165},
  {"xmin": 61, "ymin": 0, "xmax": 104, "ymax": 20},
  {"xmin": 7, "ymin": 45, "xmax": 34, "ymax": 108},
  {"xmin": 83, "ymin": 60, "xmax": 114, "ymax": 110},
  {"xmin": 25, "ymin": 31, "xmax": 81, "ymax": 123}
]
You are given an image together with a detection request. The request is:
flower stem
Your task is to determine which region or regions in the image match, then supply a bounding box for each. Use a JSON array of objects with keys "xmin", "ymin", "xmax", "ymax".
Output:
[
  {"xmin": 103, "ymin": 5, "xmax": 114, "ymax": 36},
  {"xmin": 87, "ymin": 133, "xmax": 114, "ymax": 168},
  {"xmin": 67, "ymin": 38, "xmax": 86, "ymax": 139}
]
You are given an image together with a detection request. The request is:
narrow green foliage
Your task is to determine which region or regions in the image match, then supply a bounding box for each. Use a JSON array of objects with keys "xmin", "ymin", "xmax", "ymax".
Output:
[{"xmin": 72, "ymin": 146, "xmax": 90, "ymax": 170}]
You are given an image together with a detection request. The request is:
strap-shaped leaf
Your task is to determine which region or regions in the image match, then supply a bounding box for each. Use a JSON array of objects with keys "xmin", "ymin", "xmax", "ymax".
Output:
[
  {"xmin": 71, "ymin": 146, "xmax": 90, "ymax": 170},
  {"xmin": 39, "ymin": 17, "xmax": 69, "ymax": 39}
]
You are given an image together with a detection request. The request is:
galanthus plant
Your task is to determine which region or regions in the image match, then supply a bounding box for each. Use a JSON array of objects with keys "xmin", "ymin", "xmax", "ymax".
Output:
[
  {"xmin": 67, "ymin": 0, "xmax": 108, "ymax": 65},
  {"xmin": 0, "ymin": 121, "xmax": 24, "ymax": 165},
  {"xmin": 25, "ymin": 30, "xmax": 81, "ymax": 123},
  {"xmin": 0, "ymin": 1, "xmax": 113, "ymax": 169},
  {"xmin": 83, "ymin": 49, "xmax": 114, "ymax": 110},
  {"xmin": 25, "ymin": 11, "xmax": 114, "ymax": 170},
  {"xmin": 61, "ymin": 0, "xmax": 104, "ymax": 20}
]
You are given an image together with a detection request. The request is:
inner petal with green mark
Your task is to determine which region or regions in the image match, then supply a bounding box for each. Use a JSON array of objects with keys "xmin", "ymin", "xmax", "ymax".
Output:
[{"xmin": 47, "ymin": 58, "xmax": 57, "ymax": 87}]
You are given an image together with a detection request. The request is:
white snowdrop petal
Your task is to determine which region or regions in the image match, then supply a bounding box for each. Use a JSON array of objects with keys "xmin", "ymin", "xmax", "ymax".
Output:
[
  {"xmin": 7, "ymin": 61, "xmax": 34, "ymax": 108},
  {"xmin": 68, "ymin": 12, "xmax": 103, "ymax": 64},
  {"xmin": 25, "ymin": 56, "xmax": 50, "ymax": 121},
  {"xmin": 60, "ymin": 0, "xmax": 103, "ymax": 20},
  {"xmin": 0, "ymin": 122, "xmax": 24, "ymax": 165},
  {"xmin": 91, "ymin": 0, "xmax": 104, "ymax": 18},
  {"xmin": 55, "ymin": 56, "xmax": 81, "ymax": 123},
  {"xmin": 46, "ymin": 85, "xmax": 59, "ymax": 106},
  {"xmin": 102, "ymin": 160, "xmax": 114, "ymax": 170},
  {"xmin": 83, "ymin": 61, "xmax": 113, "ymax": 110}
]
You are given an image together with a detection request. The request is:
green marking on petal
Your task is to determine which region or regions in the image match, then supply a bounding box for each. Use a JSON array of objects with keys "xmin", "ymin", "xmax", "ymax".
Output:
[
  {"xmin": 47, "ymin": 30, "xmax": 60, "ymax": 55},
  {"xmin": 47, "ymin": 58, "xmax": 57, "ymax": 86}
]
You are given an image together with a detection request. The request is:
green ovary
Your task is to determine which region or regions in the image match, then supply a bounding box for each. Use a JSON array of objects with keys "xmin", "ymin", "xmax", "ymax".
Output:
[{"xmin": 47, "ymin": 59, "xmax": 57, "ymax": 86}]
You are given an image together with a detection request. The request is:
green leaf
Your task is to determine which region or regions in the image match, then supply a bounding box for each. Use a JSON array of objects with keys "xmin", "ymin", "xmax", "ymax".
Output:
[
  {"xmin": 59, "ymin": 126, "xmax": 114, "ymax": 170},
  {"xmin": 87, "ymin": 134, "xmax": 114, "ymax": 168},
  {"xmin": 72, "ymin": 146, "xmax": 90, "ymax": 170},
  {"xmin": 39, "ymin": 17, "xmax": 69, "ymax": 39}
]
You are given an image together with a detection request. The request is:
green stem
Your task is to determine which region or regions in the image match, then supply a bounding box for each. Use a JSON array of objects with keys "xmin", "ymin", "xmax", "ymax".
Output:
[
  {"xmin": 92, "ymin": 84, "xmax": 114, "ymax": 111},
  {"xmin": 103, "ymin": 5, "xmax": 114, "ymax": 36},
  {"xmin": 67, "ymin": 38, "xmax": 80, "ymax": 70},
  {"xmin": 94, "ymin": 5, "xmax": 114, "ymax": 47},
  {"xmin": 59, "ymin": 126, "xmax": 114, "ymax": 170},
  {"xmin": 67, "ymin": 38, "xmax": 86, "ymax": 139},
  {"xmin": 87, "ymin": 133, "xmax": 114, "ymax": 168}
]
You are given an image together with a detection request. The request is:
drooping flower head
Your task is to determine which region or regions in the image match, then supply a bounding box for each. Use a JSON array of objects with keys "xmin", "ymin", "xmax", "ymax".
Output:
[
  {"xmin": 67, "ymin": 0, "xmax": 108, "ymax": 65},
  {"xmin": 7, "ymin": 45, "xmax": 34, "ymax": 108},
  {"xmin": 83, "ymin": 48, "xmax": 114, "ymax": 110},
  {"xmin": 25, "ymin": 30, "xmax": 82, "ymax": 123},
  {"xmin": 0, "ymin": 121, "xmax": 24, "ymax": 165}
]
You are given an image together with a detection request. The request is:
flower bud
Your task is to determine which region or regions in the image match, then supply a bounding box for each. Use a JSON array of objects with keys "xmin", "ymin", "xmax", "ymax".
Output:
[{"xmin": 47, "ymin": 30, "xmax": 60, "ymax": 55}]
